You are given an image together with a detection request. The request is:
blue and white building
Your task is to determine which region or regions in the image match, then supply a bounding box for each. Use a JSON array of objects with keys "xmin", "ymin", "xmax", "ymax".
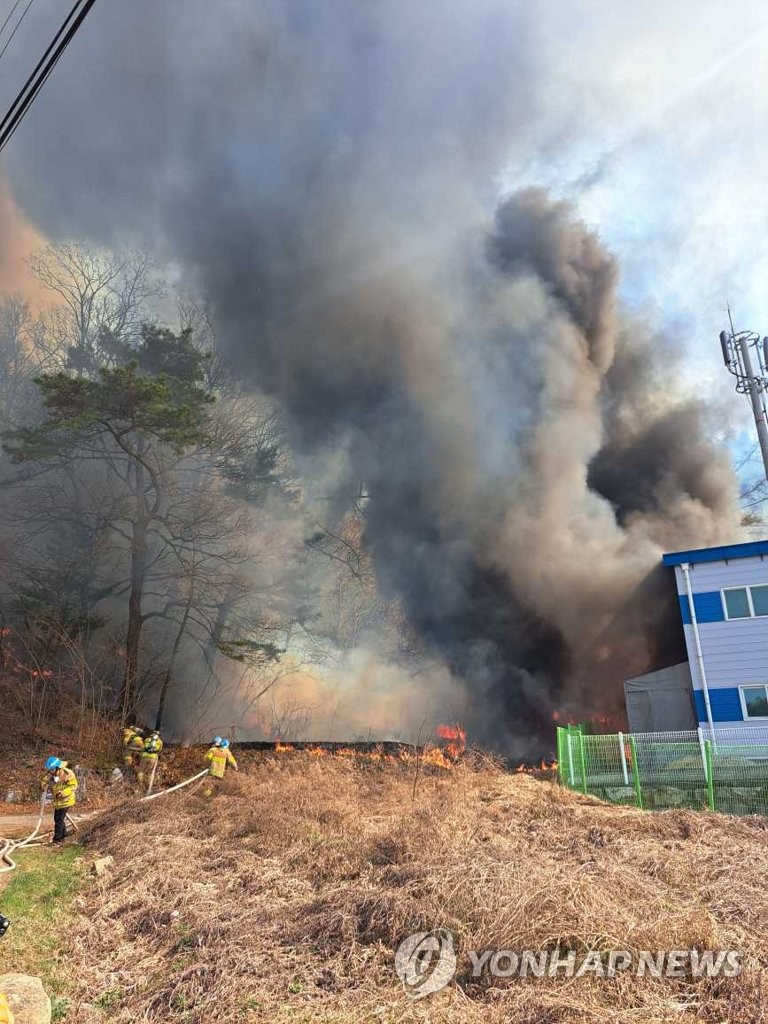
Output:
[{"xmin": 662, "ymin": 540, "xmax": 768, "ymax": 730}]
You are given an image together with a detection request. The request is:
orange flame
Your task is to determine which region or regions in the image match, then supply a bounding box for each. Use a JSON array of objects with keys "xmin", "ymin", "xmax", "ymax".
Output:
[
  {"xmin": 269, "ymin": 734, "xmax": 469, "ymax": 771},
  {"xmin": 435, "ymin": 723, "xmax": 467, "ymax": 760},
  {"xmin": 514, "ymin": 759, "xmax": 558, "ymax": 775}
]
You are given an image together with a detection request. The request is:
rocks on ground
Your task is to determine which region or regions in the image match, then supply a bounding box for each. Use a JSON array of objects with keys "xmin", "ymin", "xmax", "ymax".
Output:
[{"xmin": 0, "ymin": 974, "xmax": 51, "ymax": 1024}]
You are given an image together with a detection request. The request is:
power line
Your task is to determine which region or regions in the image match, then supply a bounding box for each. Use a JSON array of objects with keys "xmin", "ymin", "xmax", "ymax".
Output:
[
  {"xmin": 0, "ymin": 0, "xmax": 24, "ymax": 43},
  {"xmin": 0, "ymin": 0, "xmax": 98, "ymax": 156},
  {"xmin": 0, "ymin": 0, "xmax": 90, "ymax": 147},
  {"xmin": 0, "ymin": 0, "xmax": 37, "ymax": 65}
]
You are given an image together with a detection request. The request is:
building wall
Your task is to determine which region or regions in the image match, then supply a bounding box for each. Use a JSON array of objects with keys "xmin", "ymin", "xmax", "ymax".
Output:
[
  {"xmin": 624, "ymin": 662, "xmax": 696, "ymax": 732},
  {"xmin": 673, "ymin": 556, "xmax": 768, "ymax": 723}
]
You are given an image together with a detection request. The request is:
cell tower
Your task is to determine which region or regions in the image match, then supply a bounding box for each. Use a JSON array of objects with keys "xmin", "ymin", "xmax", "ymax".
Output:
[{"xmin": 719, "ymin": 310, "xmax": 768, "ymax": 482}]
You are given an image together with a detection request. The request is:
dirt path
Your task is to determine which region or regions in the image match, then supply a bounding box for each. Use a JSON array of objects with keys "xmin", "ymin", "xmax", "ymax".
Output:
[
  {"xmin": 0, "ymin": 809, "xmax": 95, "ymax": 839},
  {"xmin": 0, "ymin": 812, "xmax": 44, "ymax": 838}
]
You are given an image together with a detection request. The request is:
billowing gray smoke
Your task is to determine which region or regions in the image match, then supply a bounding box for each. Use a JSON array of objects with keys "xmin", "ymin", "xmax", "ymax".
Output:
[{"xmin": 1, "ymin": 0, "xmax": 741, "ymax": 746}]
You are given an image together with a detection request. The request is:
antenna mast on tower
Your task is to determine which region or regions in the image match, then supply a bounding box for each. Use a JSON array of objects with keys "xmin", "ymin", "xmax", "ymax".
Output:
[{"xmin": 719, "ymin": 307, "xmax": 768, "ymax": 483}]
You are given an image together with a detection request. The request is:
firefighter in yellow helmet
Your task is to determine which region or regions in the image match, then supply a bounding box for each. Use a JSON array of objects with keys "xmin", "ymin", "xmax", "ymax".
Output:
[
  {"xmin": 41, "ymin": 756, "xmax": 78, "ymax": 843},
  {"xmin": 0, "ymin": 992, "xmax": 14, "ymax": 1024},
  {"xmin": 122, "ymin": 724, "xmax": 145, "ymax": 777},
  {"xmin": 137, "ymin": 730, "xmax": 163, "ymax": 791},
  {"xmin": 203, "ymin": 737, "xmax": 238, "ymax": 797}
]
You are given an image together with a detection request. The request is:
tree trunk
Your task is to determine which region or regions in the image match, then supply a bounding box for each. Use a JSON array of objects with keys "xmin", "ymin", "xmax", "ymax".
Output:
[
  {"xmin": 120, "ymin": 457, "xmax": 148, "ymax": 720},
  {"xmin": 203, "ymin": 581, "xmax": 238, "ymax": 670},
  {"xmin": 155, "ymin": 585, "xmax": 194, "ymax": 730}
]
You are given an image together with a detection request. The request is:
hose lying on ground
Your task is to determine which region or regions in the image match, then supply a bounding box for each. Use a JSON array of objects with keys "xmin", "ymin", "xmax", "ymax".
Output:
[
  {"xmin": 0, "ymin": 768, "xmax": 210, "ymax": 874},
  {"xmin": 140, "ymin": 769, "xmax": 208, "ymax": 802},
  {"xmin": 0, "ymin": 795, "xmax": 46, "ymax": 875}
]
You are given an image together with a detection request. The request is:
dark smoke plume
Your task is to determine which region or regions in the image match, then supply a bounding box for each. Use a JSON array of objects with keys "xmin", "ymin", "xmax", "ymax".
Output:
[{"xmin": 1, "ymin": 1, "xmax": 741, "ymax": 749}]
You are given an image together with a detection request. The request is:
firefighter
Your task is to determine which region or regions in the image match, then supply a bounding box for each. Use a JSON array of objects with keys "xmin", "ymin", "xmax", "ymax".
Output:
[
  {"xmin": 137, "ymin": 730, "xmax": 163, "ymax": 791},
  {"xmin": 0, "ymin": 992, "xmax": 14, "ymax": 1024},
  {"xmin": 203, "ymin": 736, "xmax": 238, "ymax": 797},
  {"xmin": 41, "ymin": 756, "xmax": 78, "ymax": 844},
  {"xmin": 122, "ymin": 724, "xmax": 145, "ymax": 777},
  {"xmin": 0, "ymin": 920, "xmax": 12, "ymax": 1024}
]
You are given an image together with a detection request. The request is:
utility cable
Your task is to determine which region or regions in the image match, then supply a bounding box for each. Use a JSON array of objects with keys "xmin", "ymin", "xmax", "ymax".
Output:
[
  {"xmin": 0, "ymin": 0, "xmax": 37, "ymax": 65},
  {"xmin": 0, "ymin": 0, "xmax": 24, "ymax": 45},
  {"xmin": 0, "ymin": 0, "xmax": 97, "ymax": 156},
  {"xmin": 0, "ymin": 0, "xmax": 85, "ymax": 140}
]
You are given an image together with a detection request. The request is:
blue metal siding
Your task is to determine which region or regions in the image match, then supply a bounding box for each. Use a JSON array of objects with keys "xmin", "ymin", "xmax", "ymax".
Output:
[
  {"xmin": 693, "ymin": 687, "xmax": 744, "ymax": 722},
  {"xmin": 678, "ymin": 591, "xmax": 724, "ymax": 625},
  {"xmin": 674, "ymin": 557, "xmax": 768, "ymax": 692},
  {"xmin": 664, "ymin": 540, "xmax": 768, "ymax": 566}
]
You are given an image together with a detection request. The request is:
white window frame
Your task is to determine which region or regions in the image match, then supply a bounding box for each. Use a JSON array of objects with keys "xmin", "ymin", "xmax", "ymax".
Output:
[
  {"xmin": 738, "ymin": 684, "xmax": 768, "ymax": 720},
  {"xmin": 721, "ymin": 586, "xmax": 754, "ymax": 620},
  {"xmin": 748, "ymin": 583, "xmax": 768, "ymax": 617},
  {"xmin": 720, "ymin": 584, "xmax": 768, "ymax": 620}
]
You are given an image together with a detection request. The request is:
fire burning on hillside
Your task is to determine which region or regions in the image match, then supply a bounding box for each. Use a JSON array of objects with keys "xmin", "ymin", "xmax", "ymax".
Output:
[
  {"xmin": 268, "ymin": 726, "xmax": 555, "ymax": 776},
  {"xmin": 270, "ymin": 724, "xmax": 468, "ymax": 771},
  {"xmin": 435, "ymin": 723, "xmax": 467, "ymax": 759},
  {"xmin": 514, "ymin": 759, "xmax": 558, "ymax": 776}
]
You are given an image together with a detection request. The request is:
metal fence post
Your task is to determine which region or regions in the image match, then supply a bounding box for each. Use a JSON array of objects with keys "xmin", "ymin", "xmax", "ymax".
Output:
[
  {"xmin": 566, "ymin": 729, "xmax": 576, "ymax": 787},
  {"xmin": 617, "ymin": 731, "xmax": 629, "ymax": 786},
  {"xmin": 696, "ymin": 726, "xmax": 707, "ymax": 778},
  {"xmin": 704, "ymin": 739, "xmax": 715, "ymax": 811},
  {"xmin": 628, "ymin": 736, "xmax": 643, "ymax": 809},
  {"xmin": 556, "ymin": 727, "xmax": 565, "ymax": 784},
  {"xmin": 578, "ymin": 730, "xmax": 588, "ymax": 795}
]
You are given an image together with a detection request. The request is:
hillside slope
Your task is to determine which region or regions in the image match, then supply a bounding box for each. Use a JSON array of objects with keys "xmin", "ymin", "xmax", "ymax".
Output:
[{"xmin": 27, "ymin": 754, "xmax": 768, "ymax": 1022}]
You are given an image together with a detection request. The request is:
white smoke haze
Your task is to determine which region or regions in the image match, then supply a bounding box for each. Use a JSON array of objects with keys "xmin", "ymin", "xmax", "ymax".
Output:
[
  {"xmin": 0, "ymin": 0, "xmax": 756, "ymax": 749},
  {"xmin": 203, "ymin": 647, "xmax": 470, "ymax": 747}
]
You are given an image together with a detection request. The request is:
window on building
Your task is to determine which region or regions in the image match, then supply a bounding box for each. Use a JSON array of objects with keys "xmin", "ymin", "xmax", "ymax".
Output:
[
  {"xmin": 723, "ymin": 587, "xmax": 751, "ymax": 619},
  {"xmin": 750, "ymin": 585, "xmax": 768, "ymax": 616},
  {"xmin": 741, "ymin": 685, "xmax": 768, "ymax": 719},
  {"xmin": 721, "ymin": 585, "xmax": 768, "ymax": 619}
]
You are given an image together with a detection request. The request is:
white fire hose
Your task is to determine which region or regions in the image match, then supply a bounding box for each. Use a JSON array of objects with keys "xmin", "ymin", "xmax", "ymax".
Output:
[
  {"xmin": 140, "ymin": 769, "xmax": 208, "ymax": 802},
  {"xmin": 0, "ymin": 768, "xmax": 210, "ymax": 875},
  {"xmin": 0, "ymin": 794, "xmax": 47, "ymax": 875}
]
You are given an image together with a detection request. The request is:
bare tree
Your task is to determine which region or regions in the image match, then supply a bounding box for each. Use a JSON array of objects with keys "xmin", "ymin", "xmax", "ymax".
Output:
[
  {"xmin": 29, "ymin": 244, "xmax": 163, "ymax": 373},
  {"xmin": 0, "ymin": 297, "xmax": 67, "ymax": 432}
]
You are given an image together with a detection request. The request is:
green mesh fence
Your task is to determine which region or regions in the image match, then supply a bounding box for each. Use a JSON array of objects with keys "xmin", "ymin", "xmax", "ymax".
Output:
[{"xmin": 556, "ymin": 725, "xmax": 768, "ymax": 816}]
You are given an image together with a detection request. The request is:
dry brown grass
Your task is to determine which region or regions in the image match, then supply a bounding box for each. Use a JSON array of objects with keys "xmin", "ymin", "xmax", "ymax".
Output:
[
  {"xmin": 64, "ymin": 753, "xmax": 768, "ymax": 1023},
  {"xmin": 0, "ymin": 676, "xmax": 121, "ymax": 805}
]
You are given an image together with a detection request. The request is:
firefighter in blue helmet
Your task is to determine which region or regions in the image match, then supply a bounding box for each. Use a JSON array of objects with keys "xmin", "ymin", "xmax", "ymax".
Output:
[
  {"xmin": 203, "ymin": 737, "xmax": 238, "ymax": 797},
  {"xmin": 41, "ymin": 756, "xmax": 78, "ymax": 843}
]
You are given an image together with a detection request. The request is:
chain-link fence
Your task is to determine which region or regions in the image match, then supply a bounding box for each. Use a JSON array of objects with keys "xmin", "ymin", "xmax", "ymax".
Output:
[{"xmin": 556, "ymin": 724, "xmax": 768, "ymax": 815}]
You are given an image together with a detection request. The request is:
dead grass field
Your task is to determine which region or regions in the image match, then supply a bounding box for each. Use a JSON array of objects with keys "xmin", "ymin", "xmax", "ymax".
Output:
[{"xmin": 62, "ymin": 752, "xmax": 768, "ymax": 1023}]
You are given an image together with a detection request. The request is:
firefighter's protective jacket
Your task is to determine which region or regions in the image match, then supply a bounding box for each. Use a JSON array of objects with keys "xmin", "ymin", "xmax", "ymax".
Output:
[
  {"xmin": 140, "ymin": 735, "xmax": 163, "ymax": 762},
  {"xmin": 41, "ymin": 763, "xmax": 78, "ymax": 810},
  {"xmin": 205, "ymin": 746, "xmax": 238, "ymax": 779},
  {"xmin": 0, "ymin": 992, "xmax": 15, "ymax": 1024},
  {"xmin": 123, "ymin": 727, "xmax": 144, "ymax": 751}
]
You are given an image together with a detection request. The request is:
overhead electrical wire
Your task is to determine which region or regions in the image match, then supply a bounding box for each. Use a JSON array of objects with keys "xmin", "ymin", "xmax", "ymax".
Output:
[
  {"xmin": 0, "ymin": 0, "xmax": 37, "ymax": 65},
  {"xmin": 0, "ymin": 0, "xmax": 98, "ymax": 156},
  {"xmin": 0, "ymin": 0, "xmax": 25, "ymax": 45},
  {"xmin": 0, "ymin": 0, "xmax": 95, "ymax": 151}
]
